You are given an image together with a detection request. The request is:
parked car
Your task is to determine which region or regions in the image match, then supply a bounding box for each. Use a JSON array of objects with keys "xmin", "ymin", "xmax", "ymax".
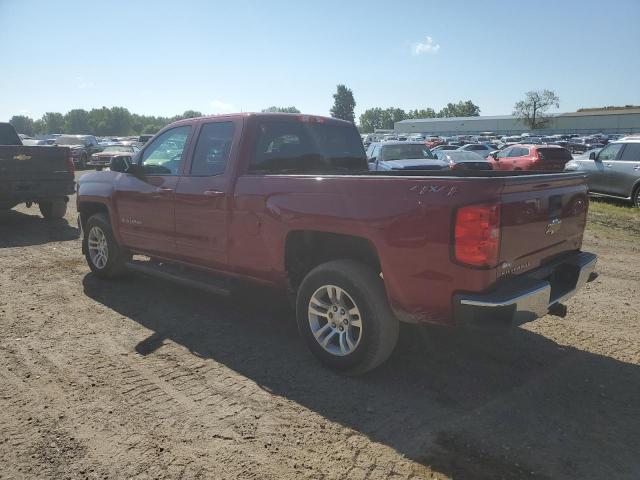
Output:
[
  {"xmin": 489, "ymin": 145, "xmax": 572, "ymax": 171},
  {"xmin": 89, "ymin": 144, "xmax": 140, "ymax": 169},
  {"xmin": 568, "ymin": 137, "xmax": 605, "ymax": 154},
  {"xmin": 497, "ymin": 136, "xmax": 522, "ymax": 149},
  {"xmin": 54, "ymin": 134, "xmax": 102, "ymax": 169},
  {"xmin": 0, "ymin": 122, "xmax": 75, "ymax": 218},
  {"xmin": 457, "ymin": 143, "xmax": 494, "ymax": 158},
  {"xmin": 431, "ymin": 144, "xmax": 459, "ymax": 152},
  {"xmin": 433, "ymin": 150, "xmax": 493, "ymax": 170},
  {"xmin": 76, "ymin": 113, "xmax": 597, "ymax": 374},
  {"xmin": 565, "ymin": 138, "xmax": 640, "ymax": 206},
  {"xmin": 366, "ymin": 141, "xmax": 443, "ymax": 171}
]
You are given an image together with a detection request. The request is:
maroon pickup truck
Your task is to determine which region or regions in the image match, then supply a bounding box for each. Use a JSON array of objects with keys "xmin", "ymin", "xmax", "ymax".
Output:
[{"xmin": 77, "ymin": 113, "xmax": 597, "ymax": 374}]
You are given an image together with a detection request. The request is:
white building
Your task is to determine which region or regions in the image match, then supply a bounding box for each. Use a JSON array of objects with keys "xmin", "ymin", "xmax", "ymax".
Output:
[{"xmin": 394, "ymin": 109, "xmax": 640, "ymax": 136}]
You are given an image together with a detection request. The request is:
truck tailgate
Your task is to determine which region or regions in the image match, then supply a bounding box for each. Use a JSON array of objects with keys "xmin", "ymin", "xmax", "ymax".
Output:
[
  {"xmin": 0, "ymin": 146, "xmax": 71, "ymax": 179},
  {"xmin": 498, "ymin": 173, "xmax": 588, "ymax": 275}
]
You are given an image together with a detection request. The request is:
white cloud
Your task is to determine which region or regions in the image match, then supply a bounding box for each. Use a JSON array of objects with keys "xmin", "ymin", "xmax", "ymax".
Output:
[
  {"xmin": 413, "ymin": 36, "xmax": 440, "ymax": 55},
  {"xmin": 209, "ymin": 100, "xmax": 235, "ymax": 114},
  {"xmin": 76, "ymin": 76, "xmax": 94, "ymax": 89}
]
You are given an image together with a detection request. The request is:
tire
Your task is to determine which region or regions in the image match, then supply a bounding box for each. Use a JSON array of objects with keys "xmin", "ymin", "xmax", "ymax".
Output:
[
  {"xmin": 39, "ymin": 198, "xmax": 67, "ymax": 219},
  {"xmin": 79, "ymin": 154, "xmax": 87, "ymax": 170},
  {"xmin": 83, "ymin": 213, "xmax": 129, "ymax": 278},
  {"xmin": 633, "ymin": 184, "xmax": 640, "ymax": 208},
  {"xmin": 296, "ymin": 259, "xmax": 399, "ymax": 375}
]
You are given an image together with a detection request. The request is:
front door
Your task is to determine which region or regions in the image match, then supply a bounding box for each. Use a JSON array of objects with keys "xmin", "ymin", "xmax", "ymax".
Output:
[
  {"xmin": 114, "ymin": 125, "xmax": 193, "ymax": 256},
  {"xmin": 592, "ymin": 142, "xmax": 625, "ymax": 195},
  {"xmin": 173, "ymin": 120, "xmax": 239, "ymax": 269}
]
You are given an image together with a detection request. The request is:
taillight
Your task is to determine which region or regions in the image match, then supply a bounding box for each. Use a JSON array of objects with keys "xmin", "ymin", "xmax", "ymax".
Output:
[
  {"xmin": 454, "ymin": 203, "xmax": 500, "ymax": 267},
  {"xmin": 66, "ymin": 154, "xmax": 75, "ymax": 175}
]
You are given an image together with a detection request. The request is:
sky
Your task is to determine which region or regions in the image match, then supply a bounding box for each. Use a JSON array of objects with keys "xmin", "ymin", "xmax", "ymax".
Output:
[{"xmin": 1, "ymin": 0, "xmax": 639, "ymax": 122}]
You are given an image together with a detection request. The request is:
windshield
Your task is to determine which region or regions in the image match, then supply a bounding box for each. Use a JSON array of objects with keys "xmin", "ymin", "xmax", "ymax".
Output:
[
  {"xmin": 55, "ymin": 136, "xmax": 85, "ymax": 145},
  {"xmin": 380, "ymin": 144, "xmax": 435, "ymax": 161},
  {"xmin": 103, "ymin": 145, "xmax": 133, "ymax": 153},
  {"xmin": 250, "ymin": 120, "xmax": 367, "ymax": 174}
]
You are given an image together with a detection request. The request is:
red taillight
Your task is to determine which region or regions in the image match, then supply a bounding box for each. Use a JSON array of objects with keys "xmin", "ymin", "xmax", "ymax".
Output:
[
  {"xmin": 454, "ymin": 203, "xmax": 500, "ymax": 267},
  {"xmin": 66, "ymin": 154, "xmax": 75, "ymax": 175}
]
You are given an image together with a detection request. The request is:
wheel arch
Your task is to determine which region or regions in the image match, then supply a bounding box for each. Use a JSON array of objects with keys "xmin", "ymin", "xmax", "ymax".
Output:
[{"xmin": 284, "ymin": 230, "xmax": 382, "ymax": 291}]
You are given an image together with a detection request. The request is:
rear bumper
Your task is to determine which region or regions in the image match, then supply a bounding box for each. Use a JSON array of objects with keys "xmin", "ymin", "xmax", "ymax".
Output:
[
  {"xmin": 0, "ymin": 179, "xmax": 75, "ymax": 203},
  {"xmin": 453, "ymin": 251, "xmax": 597, "ymax": 328}
]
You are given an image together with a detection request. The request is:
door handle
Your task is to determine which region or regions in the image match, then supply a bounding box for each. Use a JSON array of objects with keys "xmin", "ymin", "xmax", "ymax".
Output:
[
  {"xmin": 151, "ymin": 187, "xmax": 173, "ymax": 198},
  {"xmin": 634, "ymin": 165, "xmax": 640, "ymax": 171},
  {"xmin": 203, "ymin": 190, "xmax": 225, "ymax": 198},
  {"xmin": 604, "ymin": 163, "xmax": 613, "ymax": 168}
]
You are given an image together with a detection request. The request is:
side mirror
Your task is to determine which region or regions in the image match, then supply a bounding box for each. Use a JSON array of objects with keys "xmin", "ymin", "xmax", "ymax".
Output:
[
  {"xmin": 109, "ymin": 155, "xmax": 130, "ymax": 173},
  {"xmin": 125, "ymin": 162, "xmax": 145, "ymax": 177},
  {"xmin": 490, "ymin": 151, "xmax": 499, "ymax": 160},
  {"xmin": 368, "ymin": 156, "xmax": 377, "ymax": 163},
  {"xmin": 589, "ymin": 152, "xmax": 597, "ymax": 160}
]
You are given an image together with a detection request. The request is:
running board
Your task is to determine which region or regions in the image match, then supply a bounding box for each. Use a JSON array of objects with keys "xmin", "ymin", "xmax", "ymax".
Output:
[{"xmin": 126, "ymin": 259, "xmax": 232, "ymax": 297}]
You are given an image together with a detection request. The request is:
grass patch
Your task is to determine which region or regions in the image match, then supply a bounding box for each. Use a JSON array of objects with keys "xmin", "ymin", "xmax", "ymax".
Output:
[{"xmin": 587, "ymin": 197, "xmax": 640, "ymax": 237}]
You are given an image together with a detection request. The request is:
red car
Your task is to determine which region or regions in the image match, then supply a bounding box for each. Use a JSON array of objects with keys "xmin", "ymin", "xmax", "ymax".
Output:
[
  {"xmin": 489, "ymin": 144, "xmax": 573, "ymax": 171},
  {"xmin": 76, "ymin": 113, "xmax": 596, "ymax": 374}
]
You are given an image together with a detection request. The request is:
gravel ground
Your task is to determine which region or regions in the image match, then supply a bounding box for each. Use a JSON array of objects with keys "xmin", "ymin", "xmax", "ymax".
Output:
[{"xmin": 0, "ymin": 173, "xmax": 639, "ymax": 480}]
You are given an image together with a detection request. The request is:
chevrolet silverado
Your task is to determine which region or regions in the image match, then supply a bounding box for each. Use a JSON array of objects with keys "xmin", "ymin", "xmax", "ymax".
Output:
[{"xmin": 77, "ymin": 113, "xmax": 597, "ymax": 374}]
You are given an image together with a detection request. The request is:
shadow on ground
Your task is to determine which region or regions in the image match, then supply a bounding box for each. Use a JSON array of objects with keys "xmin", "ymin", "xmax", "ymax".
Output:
[
  {"xmin": 83, "ymin": 273, "xmax": 640, "ymax": 480},
  {"xmin": 0, "ymin": 209, "xmax": 78, "ymax": 248}
]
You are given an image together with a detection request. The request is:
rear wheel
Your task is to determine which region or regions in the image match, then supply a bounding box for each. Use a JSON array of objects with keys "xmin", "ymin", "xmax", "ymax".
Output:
[
  {"xmin": 83, "ymin": 213, "xmax": 129, "ymax": 278},
  {"xmin": 39, "ymin": 198, "xmax": 67, "ymax": 219},
  {"xmin": 296, "ymin": 260, "xmax": 399, "ymax": 375}
]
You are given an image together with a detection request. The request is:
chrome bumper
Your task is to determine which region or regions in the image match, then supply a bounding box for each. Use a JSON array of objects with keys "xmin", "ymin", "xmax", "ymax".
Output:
[{"xmin": 453, "ymin": 252, "xmax": 597, "ymax": 327}]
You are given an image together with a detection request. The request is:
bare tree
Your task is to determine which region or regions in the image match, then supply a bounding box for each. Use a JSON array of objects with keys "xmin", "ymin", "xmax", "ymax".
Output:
[{"xmin": 513, "ymin": 90, "xmax": 560, "ymax": 129}]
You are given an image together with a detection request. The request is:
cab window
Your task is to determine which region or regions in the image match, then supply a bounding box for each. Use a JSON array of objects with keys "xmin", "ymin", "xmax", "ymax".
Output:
[{"xmin": 190, "ymin": 122, "xmax": 235, "ymax": 176}]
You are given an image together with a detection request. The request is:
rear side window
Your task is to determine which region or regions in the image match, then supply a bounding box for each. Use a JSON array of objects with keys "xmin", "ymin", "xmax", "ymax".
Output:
[
  {"xmin": 190, "ymin": 122, "xmax": 235, "ymax": 175},
  {"xmin": 619, "ymin": 143, "xmax": 640, "ymax": 161},
  {"xmin": 537, "ymin": 148, "xmax": 571, "ymax": 160},
  {"xmin": 250, "ymin": 120, "xmax": 366, "ymax": 174}
]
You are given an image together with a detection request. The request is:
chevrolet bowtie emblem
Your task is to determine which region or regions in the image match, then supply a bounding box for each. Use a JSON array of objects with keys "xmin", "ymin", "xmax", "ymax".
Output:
[{"xmin": 14, "ymin": 154, "xmax": 32, "ymax": 161}]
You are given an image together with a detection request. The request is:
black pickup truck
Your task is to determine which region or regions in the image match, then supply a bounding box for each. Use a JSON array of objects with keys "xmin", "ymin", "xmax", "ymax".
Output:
[{"xmin": 0, "ymin": 123, "xmax": 76, "ymax": 218}]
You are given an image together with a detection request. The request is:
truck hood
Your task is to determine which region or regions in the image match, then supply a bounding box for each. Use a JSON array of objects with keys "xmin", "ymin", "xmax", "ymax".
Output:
[{"xmin": 380, "ymin": 159, "xmax": 448, "ymax": 170}]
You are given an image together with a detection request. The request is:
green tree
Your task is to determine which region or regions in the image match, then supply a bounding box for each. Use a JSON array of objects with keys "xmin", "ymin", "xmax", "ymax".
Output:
[
  {"xmin": 513, "ymin": 90, "xmax": 560, "ymax": 129},
  {"xmin": 406, "ymin": 108, "xmax": 437, "ymax": 119},
  {"xmin": 330, "ymin": 84, "xmax": 356, "ymax": 122},
  {"xmin": 41, "ymin": 112, "xmax": 65, "ymax": 134},
  {"xmin": 438, "ymin": 100, "xmax": 480, "ymax": 118},
  {"xmin": 359, "ymin": 107, "xmax": 407, "ymax": 132},
  {"xmin": 64, "ymin": 109, "xmax": 91, "ymax": 134},
  {"xmin": 261, "ymin": 106, "xmax": 301, "ymax": 113},
  {"xmin": 9, "ymin": 115, "xmax": 35, "ymax": 136}
]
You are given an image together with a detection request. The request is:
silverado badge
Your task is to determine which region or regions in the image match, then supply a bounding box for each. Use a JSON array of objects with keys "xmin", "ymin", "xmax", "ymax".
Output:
[{"xmin": 14, "ymin": 154, "xmax": 32, "ymax": 161}]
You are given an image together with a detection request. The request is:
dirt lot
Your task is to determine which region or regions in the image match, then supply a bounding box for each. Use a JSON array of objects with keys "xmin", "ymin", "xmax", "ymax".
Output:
[{"xmin": 1, "ymin": 175, "xmax": 639, "ymax": 480}]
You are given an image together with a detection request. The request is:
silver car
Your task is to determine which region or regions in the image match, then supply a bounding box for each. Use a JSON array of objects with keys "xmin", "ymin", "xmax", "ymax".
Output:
[{"xmin": 565, "ymin": 138, "xmax": 640, "ymax": 207}]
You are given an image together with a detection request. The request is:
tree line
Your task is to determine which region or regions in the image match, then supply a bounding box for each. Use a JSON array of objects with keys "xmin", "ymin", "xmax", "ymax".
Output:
[{"xmin": 8, "ymin": 85, "xmax": 558, "ymax": 136}]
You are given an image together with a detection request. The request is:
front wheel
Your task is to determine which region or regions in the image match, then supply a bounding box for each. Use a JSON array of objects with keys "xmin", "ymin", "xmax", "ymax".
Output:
[
  {"xmin": 83, "ymin": 213, "xmax": 129, "ymax": 278},
  {"xmin": 296, "ymin": 260, "xmax": 399, "ymax": 375},
  {"xmin": 39, "ymin": 198, "xmax": 67, "ymax": 219},
  {"xmin": 633, "ymin": 185, "xmax": 640, "ymax": 208}
]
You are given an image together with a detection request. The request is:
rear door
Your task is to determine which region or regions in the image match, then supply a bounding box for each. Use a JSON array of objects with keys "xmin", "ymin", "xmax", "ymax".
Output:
[
  {"xmin": 114, "ymin": 125, "xmax": 193, "ymax": 255},
  {"xmin": 605, "ymin": 143, "xmax": 640, "ymax": 197},
  {"xmin": 173, "ymin": 119, "xmax": 240, "ymax": 269}
]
